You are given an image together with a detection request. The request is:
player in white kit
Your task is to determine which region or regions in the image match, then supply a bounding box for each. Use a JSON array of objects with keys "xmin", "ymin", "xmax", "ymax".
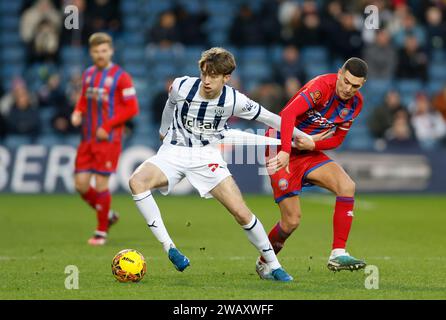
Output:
[{"xmin": 129, "ymin": 48, "xmax": 307, "ymax": 281}]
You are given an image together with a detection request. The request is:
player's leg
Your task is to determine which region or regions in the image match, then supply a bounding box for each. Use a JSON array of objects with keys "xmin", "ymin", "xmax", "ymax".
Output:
[
  {"xmin": 129, "ymin": 160, "xmax": 189, "ymax": 272},
  {"xmin": 210, "ymin": 176, "xmax": 293, "ymax": 281},
  {"xmin": 273, "ymin": 196, "xmax": 302, "ymax": 253},
  {"xmin": 74, "ymin": 142, "xmax": 98, "ymax": 209},
  {"xmin": 256, "ymin": 195, "xmax": 302, "ymax": 278},
  {"xmin": 306, "ymin": 161, "xmax": 366, "ymax": 271}
]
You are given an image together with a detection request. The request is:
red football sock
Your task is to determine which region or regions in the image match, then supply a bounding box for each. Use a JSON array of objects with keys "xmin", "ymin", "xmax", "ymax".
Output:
[
  {"xmin": 260, "ymin": 222, "xmax": 291, "ymax": 263},
  {"xmin": 81, "ymin": 187, "xmax": 99, "ymax": 209},
  {"xmin": 95, "ymin": 190, "xmax": 111, "ymax": 233},
  {"xmin": 332, "ymin": 196, "xmax": 355, "ymax": 249}
]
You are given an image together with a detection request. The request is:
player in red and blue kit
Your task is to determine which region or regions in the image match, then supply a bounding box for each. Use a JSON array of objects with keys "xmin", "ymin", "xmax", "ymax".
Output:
[
  {"xmin": 71, "ymin": 33, "xmax": 139, "ymax": 246},
  {"xmin": 256, "ymin": 58, "xmax": 368, "ymax": 278}
]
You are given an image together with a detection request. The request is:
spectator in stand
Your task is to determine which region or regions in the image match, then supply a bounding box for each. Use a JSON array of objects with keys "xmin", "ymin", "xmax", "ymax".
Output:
[
  {"xmin": 259, "ymin": 0, "xmax": 282, "ymax": 45},
  {"xmin": 37, "ymin": 73, "xmax": 66, "ymax": 108},
  {"xmin": 385, "ymin": 109, "xmax": 418, "ymax": 150},
  {"xmin": 330, "ymin": 12, "xmax": 363, "ymax": 61},
  {"xmin": 410, "ymin": 93, "xmax": 446, "ymax": 150},
  {"xmin": 294, "ymin": 1, "xmax": 324, "ymax": 47},
  {"xmin": 432, "ymin": 85, "xmax": 446, "ymax": 122},
  {"xmin": 368, "ymin": 90, "xmax": 407, "ymax": 140},
  {"xmin": 0, "ymin": 78, "xmax": 37, "ymax": 117},
  {"xmin": 425, "ymin": 6, "xmax": 446, "ymax": 54},
  {"xmin": 393, "ymin": 12, "xmax": 426, "ymax": 48},
  {"xmin": 230, "ymin": 4, "xmax": 266, "ymax": 47},
  {"xmin": 174, "ymin": 5, "xmax": 208, "ymax": 46},
  {"xmin": 396, "ymin": 35, "xmax": 428, "ymax": 82},
  {"xmin": 249, "ymin": 81, "xmax": 284, "ymax": 115},
  {"xmin": 278, "ymin": 1, "xmax": 301, "ymax": 45},
  {"xmin": 85, "ymin": 0, "xmax": 121, "ymax": 35},
  {"xmin": 50, "ymin": 72, "xmax": 82, "ymax": 134},
  {"xmin": 363, "ymin": 29, "xmax": 397, "ymax": 79},
  {"xmin": 20, "ymin": 0, "xmax": 62, "ymax": 65},
  {"xmin": 4, "ymin": 85, "xmax": 40, "ymax": 135},
  {"xmin": 273, "ymin": 45, "xmax": 305, "ymax": 84},
  {"xmin": 148, "ymin": 10, "xmax": 181, "ymax": 47}
]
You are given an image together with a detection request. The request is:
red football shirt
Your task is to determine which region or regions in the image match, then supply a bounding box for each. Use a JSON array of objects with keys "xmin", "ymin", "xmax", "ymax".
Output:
[
  {"xmin": 75, "ymin": 63, "xmax": 139, "ymax": 143},
  {"xmin": 279, "ymin": 73, "xmax": 363, "ymax": 153}
]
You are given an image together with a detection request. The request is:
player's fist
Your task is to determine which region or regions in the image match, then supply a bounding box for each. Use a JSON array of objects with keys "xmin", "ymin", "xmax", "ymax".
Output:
[
  {"xmin": 96, "ymin": 127, "xmax": 109, "ymax": 141},
  {"xmin": 71, "ymin": 111, "xmax": 82, "ymax": 127},
  {"xmin": 295, "ymin": 136, "xmax": 315, "ymax": 151}
]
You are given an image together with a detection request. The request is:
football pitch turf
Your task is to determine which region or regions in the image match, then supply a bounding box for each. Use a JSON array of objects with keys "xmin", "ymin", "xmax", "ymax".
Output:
[{"xmin": 1, "ymin": 193, "xmax": 445, "ymax": 300}]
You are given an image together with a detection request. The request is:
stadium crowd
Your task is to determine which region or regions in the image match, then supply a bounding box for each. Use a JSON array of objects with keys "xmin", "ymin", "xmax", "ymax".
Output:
[{"xmin": 1, "ymin": 0, "xmax": 446, "ymax": 151}]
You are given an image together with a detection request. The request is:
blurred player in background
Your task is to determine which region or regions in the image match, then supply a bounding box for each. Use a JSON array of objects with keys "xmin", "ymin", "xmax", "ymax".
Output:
[
  {"xmin": 257, "ymin": 58, "xmax": 368, "ymax": 278},
  {"xmin": 128, "ymin": 47, "xmax": 320, "ymax": 281},
  {"xmin": 71, "ymin": 33, "xmax": 139, "ymax": 246}
]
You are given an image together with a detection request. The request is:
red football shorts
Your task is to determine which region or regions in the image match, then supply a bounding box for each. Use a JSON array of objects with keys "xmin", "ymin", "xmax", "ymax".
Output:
[
  {"xmin": 74, "ymin": 140, "xmax": 122, "ymax": 175},
  {"xmin": 266, "ymin": 145, "xmax": 333, "ymax": 203}
]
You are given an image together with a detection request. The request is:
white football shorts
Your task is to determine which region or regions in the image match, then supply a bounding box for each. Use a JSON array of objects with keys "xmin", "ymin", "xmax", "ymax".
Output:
[{"xmin": 146, "ymin": 143, "xmax": 232, "ymax": 198}]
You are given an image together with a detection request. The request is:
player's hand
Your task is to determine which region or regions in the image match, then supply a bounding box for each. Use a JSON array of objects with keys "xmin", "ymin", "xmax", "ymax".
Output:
[
  {"xmin": 96, "ymin": 127, "xmax": 109, "ymax": 141},
  {"xmin": 295, "ymin": 136, "xmax": 315, "ymax": 151},
  {"xmin": 311, "ymin": 130, "xmax": 333, "ymax": 141},
  {"xmin": 71, "ymin": 111, "xmax": 82, "ymax": 127},
  {"xmin": 159, "ymin": 133, "xmax": 165, "ymax": 141},
  {"xmin": 267, "ymin": 151, "xmax": 290, "ymax": 174}
]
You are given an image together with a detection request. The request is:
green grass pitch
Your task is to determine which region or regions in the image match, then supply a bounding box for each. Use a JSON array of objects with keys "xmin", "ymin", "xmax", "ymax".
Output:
[{"xmin": 1, "ymin": 193, "xmax": 445, "ymax": 300}]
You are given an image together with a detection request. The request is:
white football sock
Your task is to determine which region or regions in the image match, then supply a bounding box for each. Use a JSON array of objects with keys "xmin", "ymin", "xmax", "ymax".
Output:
[
  {"xmin": 242, "ymin": 215, "xmax": 281, "ymax": 270},
  {"xmin": 330, "ymin": 248, "xmax": 347, "ymax": 259},
  {"xmin": 133, "ymin": 190, "xmax": 175, "ymax": 253}
]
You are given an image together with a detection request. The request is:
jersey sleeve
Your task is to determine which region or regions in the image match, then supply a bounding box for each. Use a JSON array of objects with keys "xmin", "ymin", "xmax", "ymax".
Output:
[
  {"xmin": 279, "ymin": 77, "xmax": 330, "ymax": 153},
  {"xmin": 101, "ymin": 72, "xmax": 139, "ymax": 133},
  {"xmin": 159, "ymin": 77, "xmax": 187, "ymax": 136},
  {"xmin": 119, "ymin": 72, "xmax": 137, "ymax": 103},
  {"xmin": 74, "ymin": 71, "xmax": 88, "ymax": 113},
  {"xmin": 232, "ymin": 91, "xmax": 262, "ymax": 121}
]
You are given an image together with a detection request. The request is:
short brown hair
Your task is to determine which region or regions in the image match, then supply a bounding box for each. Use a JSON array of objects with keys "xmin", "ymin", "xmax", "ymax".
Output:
[
  {"xmin": 198, "ymin": 47, "xmax": 236, "ymax": 76},
  {"xmin": 88, "ymin": 32, "xmax": 113, "ymax": 48}
]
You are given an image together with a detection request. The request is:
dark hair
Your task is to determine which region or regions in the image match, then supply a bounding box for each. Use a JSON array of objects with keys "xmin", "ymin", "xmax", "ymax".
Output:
[{"xmin": 342, "ymin": 57, "xmax": 368, "ymax": 79}]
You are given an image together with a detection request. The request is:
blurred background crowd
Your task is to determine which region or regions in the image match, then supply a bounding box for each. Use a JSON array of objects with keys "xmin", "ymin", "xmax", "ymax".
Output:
[{"xmin": 1, "ymin": 0, "xmax": 446, "ymax": 152}]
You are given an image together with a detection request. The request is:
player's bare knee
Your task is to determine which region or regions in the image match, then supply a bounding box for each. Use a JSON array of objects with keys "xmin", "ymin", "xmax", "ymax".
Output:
[
  {"xmin": 129, "ymin": 172, "xmax": 148, "ymax": 194},
  {"xmin": 231, "ymin": 204, "xmax": 252, "ymax": 225},
  {"xmin": 74, "ymin": 180, "xmax": 89, "ymax": 194},
  {"xmin": 337, "ymin": 179, "xmax": 356, "ymax": 197}
]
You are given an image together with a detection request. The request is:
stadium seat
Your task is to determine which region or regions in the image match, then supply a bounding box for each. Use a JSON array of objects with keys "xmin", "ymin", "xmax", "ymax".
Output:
[
  {"xmin": 240, "ymin": 47, "xmax": 268, "ymax": 63},
  {"xmin": 432, "ymin": 49, "xmax": 446, "ymax": 63},
  {"xmin": 428, "ymin": 63, "xmax": 446, "ymax": 82},
  {"xmin": 61, "ymin": 46, "xmax": 87, "ymax": 65},
  {"xmin": 0, "ymin": 15, "xmax": 19, "ymax": 31},
  {"xmin": 397, "ymin": 79, "xmax": 424, "ymax": 105},
  {"xmin": 121, "ymin": 48, "xmax": 145, "ymax": 64},
  {"xmin": 1, "ymin": 47, "xmax": 25, "ymax": 63},
  {"xmin": 240, "ymin": 62, "xmax": 271, "ymax": 82},
  {"xmin": 36, "ymin": 134, "xmax": 63, "ymax": 147},
  {"xmin": 426, "ymin": 80, "xmax": 445, "ymax": 96},
  {"xmin": 3, "ymin": 135, "xmax": 33, "ymax": 148},
  {"xmin": 301, "ymin": 46, "xmax": 328, "ymax": 64},
  {"xmin": 304, "ymin": 63, "xmax": 330, "ymax": 79}
]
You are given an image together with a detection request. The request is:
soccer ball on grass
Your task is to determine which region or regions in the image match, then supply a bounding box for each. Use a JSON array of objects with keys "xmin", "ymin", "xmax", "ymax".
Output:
[{"xmin": 111, "ymin": 249, "xmax": 146, "ymax": 282}]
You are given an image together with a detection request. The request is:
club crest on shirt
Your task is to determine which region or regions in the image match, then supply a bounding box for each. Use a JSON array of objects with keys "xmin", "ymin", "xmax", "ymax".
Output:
[
  {"xmin": 105, "ymin": 76, "xmax": 114, "ymax": 87},
  {"xmin": 339, "ymin": 108, "xmax": 350, "ymax": 119},
  {"xmin": 309, "ymin": 90, "xmax": 322, "ymax": 104},
  {"xmin": 278, "ymin": 178, "xmax": 288, "ymax": 191}
]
